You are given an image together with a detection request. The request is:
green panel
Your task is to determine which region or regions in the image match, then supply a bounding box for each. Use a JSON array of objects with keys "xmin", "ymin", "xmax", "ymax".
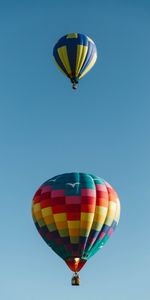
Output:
[
  {"xmin": 38, "ymin": 219, "xmax": 46, "ymax": 227},
  {"xmin": 47, "ymin": 224, "xmax": 57, "ymax": 232}
]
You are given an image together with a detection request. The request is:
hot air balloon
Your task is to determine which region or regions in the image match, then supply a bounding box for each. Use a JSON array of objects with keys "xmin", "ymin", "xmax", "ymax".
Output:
[
  {"xmin": 32, "ymin": 172, "xmax": 120, "ymax": 285},
  {"xmin": 53, "ymin": 33, "xmax": 97, "ymax": 89}
]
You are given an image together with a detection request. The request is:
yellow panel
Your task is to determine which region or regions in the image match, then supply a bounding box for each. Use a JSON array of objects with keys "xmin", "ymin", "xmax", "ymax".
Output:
[
  {"xmin": 34, "ymin": 210, "xmax": 42, "ymax": 221},
  {"xmin": 107, "ymin": 211, "xmax": 116, "ymax": 219},
  {"xmin": 67, "ymin": 33, "xmax": 78, "ymax": 39},
  {"xmin": 54, "ymin": 213, "xmax": 67, "ymax": 222},
  {"xmin": 81, "ymin": 212, "xmax": 94, "ymax": 221},
  {"xmin": 108, "ymin": 201, "xmax": 117, "ymax": 211},
  {"xmin": 94, "ymin": 213, "xmax": 106, "ymax": 224},
  {"xmin": 104, "ymin": 216, "xmax": 114, "ymax": 226},
  {"xmin": 105, "ymin": 201, "xmax": 117, "ymax": 223},
  {"xmin": 76, "ymin": 45, "xmax": 88, "ymax": 77},
  {"xmin": 70, "ymin": 236, "xmax": 79, "ymax": 244},
  {"xmin": 114, "ymin": 198, "xmax": 121, "ymax": 223},
  {"xmin": 94, "ymin": 200, "xmax": 116, "ymax": 227},
  {"xmin": 55, "ymin": 221, "xmax": 67, "ymax": 230},
  {"xmin": 80, "ymin": 220, "xmax": 92, "ymax": 230},
  {"xmin": 68, "ymin": 221, "xmax": 80, "ymax": 229},
  {"xmin": 95, "ymin": 206, "xmax": 108, "ymax": 215},
  {"xmin": 92, "ymin": 222, "xmax": 103, "ymax": 231},
  {"xmin": 57, "ymin": 46, "xmax": 71, "ymax": 75},
  {"xmin": 69, "ymin": 228, "xmax": 80, "ymax": 236},
  {"xmin": 79, "ymin": 52, "xmax": 97, "ymax": 79},
  {"xmin": 33, "ymin": 203, "xmax": 41, "ymax": 213},
  {"xmin": 42, "ymin": 207, "xmax": 52, "ymax": 217},
  {"xmin": 43, "ymin": 215, "xmax": 54, "ymax": 225},
  {"xmin": 80, "ymin": 228, "xmax": 90, "ymax": 236}
]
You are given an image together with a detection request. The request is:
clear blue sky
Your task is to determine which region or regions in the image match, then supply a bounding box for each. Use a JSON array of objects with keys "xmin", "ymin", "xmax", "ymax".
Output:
[{"xmin": 0, "ymin": 0, "xmax": 150, "ymax": 299}]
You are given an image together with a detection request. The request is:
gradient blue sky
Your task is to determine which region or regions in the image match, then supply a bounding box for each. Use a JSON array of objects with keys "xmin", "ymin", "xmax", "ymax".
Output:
[{"xmin": 0, "ymin": 1, "xmax": 150, "ymax": 299}]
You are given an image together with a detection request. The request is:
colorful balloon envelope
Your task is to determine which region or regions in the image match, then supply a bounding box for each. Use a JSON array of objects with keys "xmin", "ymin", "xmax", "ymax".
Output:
[
  {"xmin": 32, "ymin": 172, "xmax": 120, "ymax": 284},
  {"xmin": 53, "ymin": 33, "xmax": 97, "ymax": 89}
]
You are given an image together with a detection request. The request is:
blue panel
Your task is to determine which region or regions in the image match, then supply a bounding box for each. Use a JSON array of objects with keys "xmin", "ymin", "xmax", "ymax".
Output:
[
  {"xmin": 89, "ymin": 229, "xmax": 100, "ymax": 240},
  {"xmin": 111, "ymin": 220, "xmax": 117, "ymax": 230},
  {"xmin": 78, "ymin": 33, "xmax": 88, "ymax": 46},
  {"xmin": 55, "ymin": 35, "xmax": 68, "ymax": 48},
  {"xmin": 66, "ymin": 38, "xmax": 78, "ymax": 76},
  {"xmin": 62, "ymin": 237, "xmax": 70, "ymax": 244},
  {"xmin": 72, "ymin": 244, "xmax": 79, "ymax": 251},
  {"xmin": 101, "ymin": 224, "xmax": 110, "ymax": 233},
  {"xmin": 85, "ymin": 229, "xmax": 99, "ymax": 250},
  {"xmin": 79, "ymin": 236, "xmax": 88, "ymax": 244}
]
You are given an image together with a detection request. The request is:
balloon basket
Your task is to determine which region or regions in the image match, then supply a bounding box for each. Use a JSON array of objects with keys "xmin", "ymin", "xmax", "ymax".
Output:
[
  {"xmin": 71, "ymin": 273, "xmax": 80, "ymax": 286},
  {"xmin": 71, "ymin": 78, "xmax": 78, "ymax": 90}
]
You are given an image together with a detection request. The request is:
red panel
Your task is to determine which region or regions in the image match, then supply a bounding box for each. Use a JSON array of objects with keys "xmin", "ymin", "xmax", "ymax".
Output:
[
  {"xmin": 65, "ymin": 259, "xmax": 87, "ymax": 272},
  {"xmin": 96, "ymin": 191, "xmax": 108, "ymax": 198},
  {"xmin": 65, "ymin": 244, "xmax": 72, "ymax": 252},
  {"xmin": 40, "ymin": 192, "xmax": 51, "ymax": 201},
  {"xmin": 41, "ymin": 185, "xmax": 52, "ymax": 193},
  {"xmin": 67, "ymin": 212, "xmax": 80, "ymax": 220},
  {"xmin": 96, "ymin": 198, "xmax": 108, "ymax": 207},
  {"xmin": 40, "ymin": 198, "xmax": 52, "ymax": 208},
  {"xmin": 66, "ymin": 204, "xmax": 80, "ymax": 212},
  {"xmin": 108, "ymin": 190, "xmax": 117, "ymax": 202},
  {"xmin": 81, "ymin": 204, "xmax": 95, "ymax": 213},
  {"xmin": 81, "ymin": 196, "xmax": 96, "ymax": 205},
  {"xmin": 81, "ymin": 189, "xmax": 96, "ymax": 197},
  {"xmin": 99, "ymin": 232, "xmax": 105, "ymax": 240},
  {"xmin": 66, "ymin": 196, "xmax": 81, "ymax": 204},
  {"xmin": 55, "ymin": 238, "xmax": 63, "ymax": 245},
  {"xmin": 33, "ymin": 189, "xmax": 42, "ymax": 203},
  {"xmin": 33, "ymin": 196, "xmax": 41, "ymax": 203},
  {"xmin": 46, "ymin": 232, "xmax": 52, "ymax": 240},
  {"xmin": 52, "ymin": 205, "xmax": 66, "ymax": 214},
  {"xmin": 52, "ymin": 196, "xmax": 65, "ymax": 205},
  {"xmin": 51, "ymin": 189, "xmax": 65, "ymax": 197}
]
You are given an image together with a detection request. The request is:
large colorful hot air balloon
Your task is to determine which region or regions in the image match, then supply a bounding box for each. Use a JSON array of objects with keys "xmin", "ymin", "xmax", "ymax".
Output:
[
  {"xmin": 53, "ymin": 33, "xmax": 97, "ymax": 89},
  {"xmin": 32, "ymin": 172, "xmax": 120, "ymax": 285}
]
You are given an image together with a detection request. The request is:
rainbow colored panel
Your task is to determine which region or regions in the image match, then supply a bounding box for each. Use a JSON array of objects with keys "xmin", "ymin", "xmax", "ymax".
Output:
[{"xmin": 32, "ymin": 173, "xmax": 120, "ymax": 271}]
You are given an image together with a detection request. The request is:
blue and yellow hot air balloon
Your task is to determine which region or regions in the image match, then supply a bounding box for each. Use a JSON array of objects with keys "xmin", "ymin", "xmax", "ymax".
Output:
[{"xmin": 53, "ymin": 33, "xmax": 97, "ymax": 89}]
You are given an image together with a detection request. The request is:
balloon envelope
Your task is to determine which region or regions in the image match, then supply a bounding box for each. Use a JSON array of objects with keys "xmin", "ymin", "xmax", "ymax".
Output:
[
  {"xmin": 53, "ymin": 33, "xmax": 97, "ymax": 89},
  {"xmin": 32, "ymin": 172, "xmax": 120, "ymax": 272}
]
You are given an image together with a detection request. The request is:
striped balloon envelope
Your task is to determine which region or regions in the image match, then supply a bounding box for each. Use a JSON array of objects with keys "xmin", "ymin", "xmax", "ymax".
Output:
[
  {"xmin": 53, "ymin": 33, "xmax": 97, "ymax": 89},
  {"xmin": 32, "ymin": 172, "xmax": 120, "ymax": 283}
]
